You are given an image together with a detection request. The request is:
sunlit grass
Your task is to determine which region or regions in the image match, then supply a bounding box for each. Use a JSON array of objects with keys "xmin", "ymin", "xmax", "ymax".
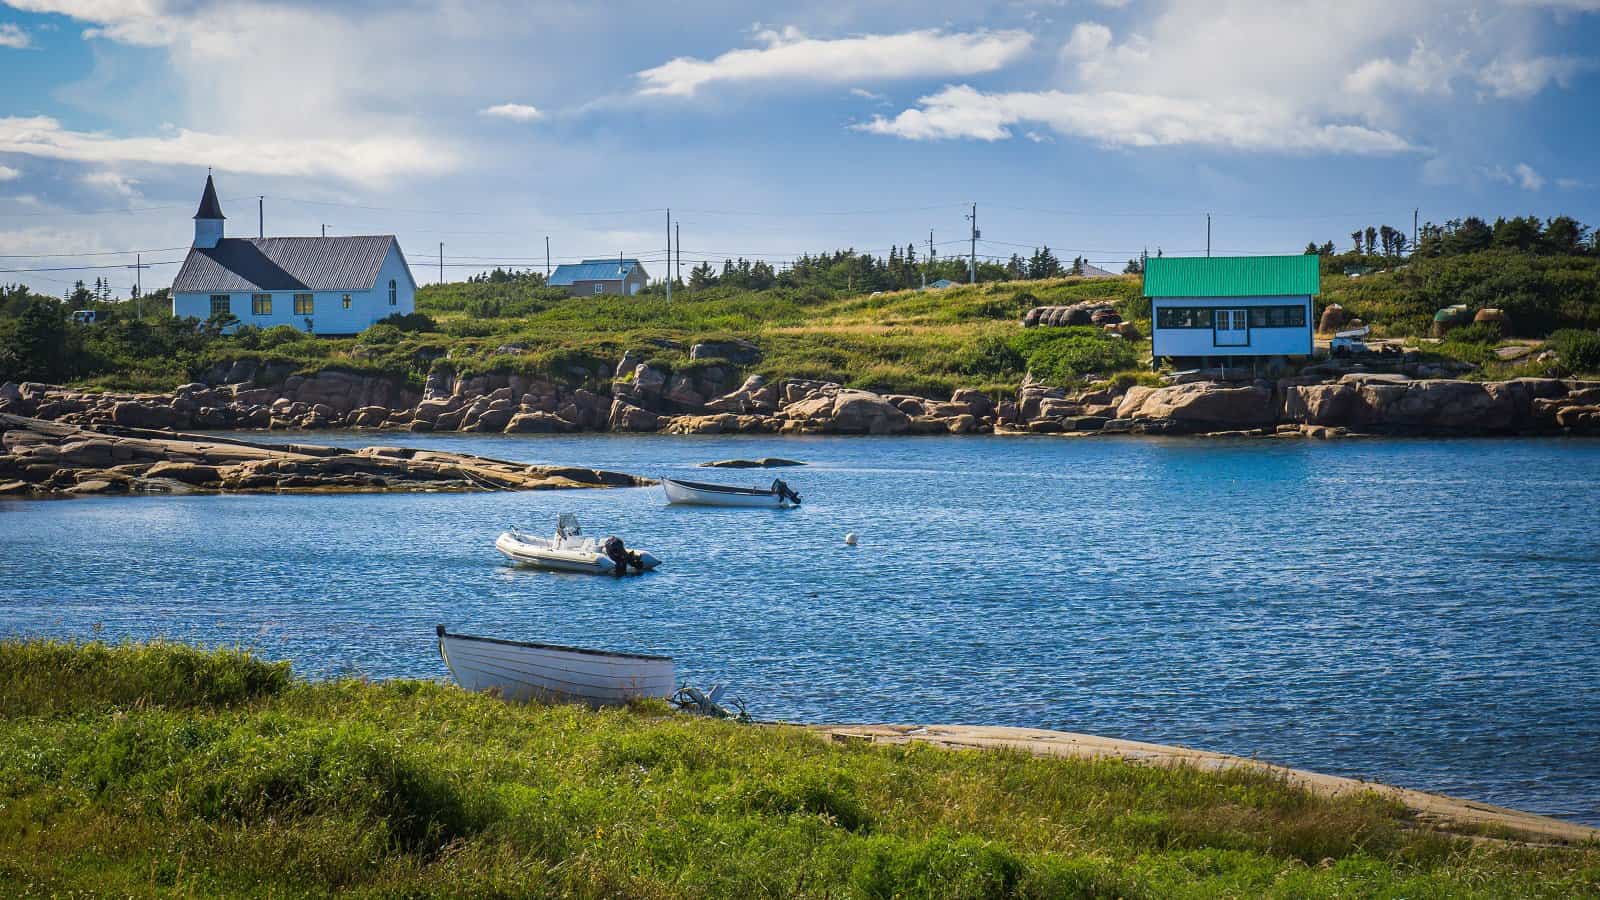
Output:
[{"xmin": 2, "ymin": 640, "xmax": 1596, "ymax": 897}]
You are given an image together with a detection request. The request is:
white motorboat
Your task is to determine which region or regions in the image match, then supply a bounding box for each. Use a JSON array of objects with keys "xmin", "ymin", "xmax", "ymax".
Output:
[
  {"xmin": 436, "ymin": 625, "xmax": 674, "ymax": 706},
  {"xmin": 495, "ymin": 514, "xmax": 660, "ymax": 575},
  {"xmin": 660, "ymin": 476, "xmax": 802, "ymax": 508}
]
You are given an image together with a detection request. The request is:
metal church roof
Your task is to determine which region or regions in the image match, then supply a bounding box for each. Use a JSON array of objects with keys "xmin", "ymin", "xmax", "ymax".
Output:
[
  {"xmin": 1142, "ymin": 255, "xmax": 1320, "ymax": 298},
  {"xmin": 172, "ymin": 236, "xmax": 401, "ymax": 293},
  {"xmin": 548, "ymin": 258, "xmax": 644, "ymax": 286}
]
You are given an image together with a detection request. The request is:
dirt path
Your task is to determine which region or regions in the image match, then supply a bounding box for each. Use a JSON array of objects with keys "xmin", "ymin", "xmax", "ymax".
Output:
[{"xmin": 814, "ymin": 723, "xmax": 1598, "ymax": 846}]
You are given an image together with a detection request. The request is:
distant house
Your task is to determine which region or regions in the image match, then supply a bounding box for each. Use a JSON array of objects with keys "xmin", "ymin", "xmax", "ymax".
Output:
[
  {"xmin": 171, "ymin": 173, "xmax": 416, "ymax": 334},
  {"xmin": 549, "ymin": 258, "xmax": 650, "ymax": 297},
  {"xmin": 927, "ymin": 278, "xmax": 956, "ymax": 289},
  {"xmin": 1144, "ymin": 255, "xmax": 1318, "ymax": 361},
  {"xmin": 1078, "ymin": 263, "xmax": 1117, "ymax": 278}
]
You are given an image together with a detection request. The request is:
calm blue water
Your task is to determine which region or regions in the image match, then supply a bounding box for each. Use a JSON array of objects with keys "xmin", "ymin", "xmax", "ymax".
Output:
[{"xmin": 3, "ymin": 433, "xmax": 1599, "ymax": 824}]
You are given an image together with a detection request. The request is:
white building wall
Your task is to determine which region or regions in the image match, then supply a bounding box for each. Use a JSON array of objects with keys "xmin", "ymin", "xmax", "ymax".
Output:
[
  {"xmin": 1150, "ymin": 295, "xmax": 1314, "ymax": 358},
  {"xmin": 171, "ymin": 244, "xmax": 416, "ymax": 335}
]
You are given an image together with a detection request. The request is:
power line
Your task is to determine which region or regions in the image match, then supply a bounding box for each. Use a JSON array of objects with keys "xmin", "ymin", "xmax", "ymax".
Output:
[{"xmin": 0, "ymin": 245, "xmax": 188, "ymax": 259}]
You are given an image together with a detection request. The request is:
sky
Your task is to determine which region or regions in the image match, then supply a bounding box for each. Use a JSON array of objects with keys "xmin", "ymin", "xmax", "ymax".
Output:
[{"xmin": 0, "ymin": 0, "xmax": 1598, "ymax": 296}]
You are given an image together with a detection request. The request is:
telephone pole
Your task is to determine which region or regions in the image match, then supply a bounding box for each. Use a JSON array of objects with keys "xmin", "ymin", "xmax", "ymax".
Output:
[
  {"xmin": 665, "ymin": 208, "xmax": 672, "ymax": 301},
  {"xmin": 675, "ymin": 220, "xmax": 681, "ymax": 289},
  {"xmin": 1412, "ymin": 208, "xmax": 1419, "ymax": 254},
  {"xmin": 438, "ymin": 242, "xmax": 444, "ymax": 284},
  {"xmin": 545, "ymin": 236, "xmax": 550, "ymax": 277},
  {"xmin": 258, "ymin": 196, "xmax": 264, "ymax": 238},
  {"xmin": 321, "ymin": 224, "xmax": 326, "ymax": 237},
  {"xmin": 126, "ymin": 253, "xmax": 151, "ymax": 320},
  {"xmin": 966, "ymin": 204, "xmax": 978, "ymax": 284},
  {"xmin": 1206, "ymin": 213, "xmax": 1211, "ymax": 257}
]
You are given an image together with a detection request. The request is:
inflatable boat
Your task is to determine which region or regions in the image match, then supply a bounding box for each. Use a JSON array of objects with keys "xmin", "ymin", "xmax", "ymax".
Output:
[{"xmin": 495, "ymin": 515, "xmax": 659, "ymax": 575}]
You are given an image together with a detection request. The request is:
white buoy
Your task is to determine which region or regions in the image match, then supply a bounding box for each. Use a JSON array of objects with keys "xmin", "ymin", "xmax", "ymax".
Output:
[{"xmin": 844, "ymin": 532, "xmax": 858, "ymax": 546}]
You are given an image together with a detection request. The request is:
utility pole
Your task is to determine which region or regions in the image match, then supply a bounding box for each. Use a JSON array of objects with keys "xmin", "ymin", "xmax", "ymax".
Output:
[
  {"xmin": 258, "ymin": 196, "xmax": 264, "ymax": 239},
  {"xmin": 126, "ymin": 253, "xmax": 150, "ymax": 320},
  {"xmin": 1412, "ymin": 207, "xmax": 1419, "ymax": 254},
  {"xmin": 1206, "ymin": 213, "xmax": 1211, "ymax": 258},
  {"xmin": 665, "ymin": 208, "xmax": 672, "ymax": 301},
  {"xmin": 438, "ymin": 242, "xmax": 444, "ymax": 284},
  {"xmin": 675, "ymin": 220, "xmax": 681, "ymax": 289},
  {"xmin": 545, "ymin": 236, "xmax": 550, "ymax": 277},
  {"xmin": 966, "ymin": 204, "xmax": 978, "ymax": 284},
  {"xmin": 321, "ymin": 224, "xmax": 326, "ymax": 237}
]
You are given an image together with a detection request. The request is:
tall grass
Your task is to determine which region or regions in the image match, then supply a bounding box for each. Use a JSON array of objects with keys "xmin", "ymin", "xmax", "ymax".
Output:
[{"xmin": 1, "ymin": 640, "xmax": 1596, "ymax": 897}]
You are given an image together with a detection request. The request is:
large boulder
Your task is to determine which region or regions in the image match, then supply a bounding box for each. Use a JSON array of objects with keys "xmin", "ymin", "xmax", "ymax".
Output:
[
  {"xmin": 662, "ymin": 374, "xmax": 706, "ymax": 410},
  {"xmin": 504, "ymin": 411, "xmax": 575, "ymax": 433},
  {"xmin": 1117, "ymin": 382, "xmax": 1277, "ymax": 428},
  {"xmin": 608, "ymin": 399, "xmax": 660, "ymax": 432},
  {"xmin": 110, "ymin": 401, "xmax": 180, "ymax": 430},
  {"xmin": 828, "ymin": 390, "xmax": 912, "ymax": 435},
  {"xmin": 689, "ymin": 339, "xmax": 761, "ymax": 365}
]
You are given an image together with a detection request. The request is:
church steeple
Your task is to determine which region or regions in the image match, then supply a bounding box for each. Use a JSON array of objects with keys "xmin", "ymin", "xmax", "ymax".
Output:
[{"xmin": 193, "ymin": 170, "xmax": 225, "ymax": 248}]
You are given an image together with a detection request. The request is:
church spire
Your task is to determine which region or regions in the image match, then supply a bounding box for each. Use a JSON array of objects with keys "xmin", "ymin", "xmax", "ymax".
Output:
[
  {"xmin": 194, "ymin": 171, "xmax": 225, "ymax": 221},
  {"xmin": 193, "ymin": 170, "xmax": 225, "ymax": 248}
]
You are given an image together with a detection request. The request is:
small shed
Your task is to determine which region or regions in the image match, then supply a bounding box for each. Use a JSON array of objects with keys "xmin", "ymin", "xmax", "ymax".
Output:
[
  {"xmin": 549, "ymin": 258, "xmax": 650, "ymax": 297},
  {"xmin": 1144, "ymin": 255, "xmax": 1318, "ymax": 360}
]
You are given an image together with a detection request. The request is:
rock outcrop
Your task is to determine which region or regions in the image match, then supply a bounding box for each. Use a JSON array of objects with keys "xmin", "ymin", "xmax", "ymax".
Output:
[{"xmin": 0, "ymin": 413, "xmax": 646, "ymax": 499}]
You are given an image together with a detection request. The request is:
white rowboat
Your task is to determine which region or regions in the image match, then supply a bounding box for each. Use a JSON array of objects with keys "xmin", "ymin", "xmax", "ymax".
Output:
[
  {"xmin": 495, "ymin": 514, "xmax": 659, "ymax": 575},
  {"xmin": 661, "ymin": 477, "xmax": 801, "ymax": 508},
  {"xmin": 436, "ymin": 625, "xmax": 674, "ymax": 706}
]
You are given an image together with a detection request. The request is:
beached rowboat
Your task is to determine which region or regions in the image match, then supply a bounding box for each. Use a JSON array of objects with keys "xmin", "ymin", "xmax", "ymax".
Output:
[
  {"xmin": 660, "ymin": 477, "xmax": 802, "ymax": 508},
  {"xmin": 436, "ymin": 625, "xmax": 674, "ymax": 706}
]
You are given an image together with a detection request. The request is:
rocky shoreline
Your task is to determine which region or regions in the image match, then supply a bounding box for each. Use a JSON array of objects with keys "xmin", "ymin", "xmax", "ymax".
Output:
[
  {"xmin": 2, "ymin": 350, "xmax": 1598, "ymax": 442},
  {"xmin": 0, "ymin": 413, "xmax": 645, "ymax": 499}
]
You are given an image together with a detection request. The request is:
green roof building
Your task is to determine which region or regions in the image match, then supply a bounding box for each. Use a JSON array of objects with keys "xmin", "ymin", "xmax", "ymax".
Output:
[{"xmin": 1143, "ymin": 255, "xmax": 1319, "ymax": 360}]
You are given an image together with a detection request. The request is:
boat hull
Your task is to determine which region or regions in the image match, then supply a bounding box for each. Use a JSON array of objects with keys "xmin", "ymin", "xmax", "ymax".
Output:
[
  {"xmin": 437, "ymin": 627, "xmax": 674, "ymax": 706},
  {"xmin": 495, "ymin": 532, "xmax": 659, "ymax": 574},
  {"xmin": 661, "ymin": 477, "xmax": 794, "ymax": 508}
]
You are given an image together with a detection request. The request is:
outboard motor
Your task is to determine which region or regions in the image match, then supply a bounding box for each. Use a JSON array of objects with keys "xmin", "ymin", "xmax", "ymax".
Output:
[
  {"xmin": 771, "ymin": 479, "xmax": 802, "ymax": 505},
  {"xmin": 600, "ymin": 536, "xmax": 646, "ymax": 576}
]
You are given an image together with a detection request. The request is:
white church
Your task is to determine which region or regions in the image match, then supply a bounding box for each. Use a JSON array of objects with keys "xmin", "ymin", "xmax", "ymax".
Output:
[{"xmin": 171, "ymin": 173, "xmax": 417, "ymax": 334}]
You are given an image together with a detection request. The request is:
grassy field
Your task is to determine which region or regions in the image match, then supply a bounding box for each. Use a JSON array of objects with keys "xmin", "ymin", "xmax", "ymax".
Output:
[{"xmin": 2, "ymin": 639, "xmax": 1596, "ymax": 897}]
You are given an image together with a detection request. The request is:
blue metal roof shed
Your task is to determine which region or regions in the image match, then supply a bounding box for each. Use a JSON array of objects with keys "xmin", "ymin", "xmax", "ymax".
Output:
[{"xmin": 548, "ymin": 258, "xmax": 643, "ymax": 286}]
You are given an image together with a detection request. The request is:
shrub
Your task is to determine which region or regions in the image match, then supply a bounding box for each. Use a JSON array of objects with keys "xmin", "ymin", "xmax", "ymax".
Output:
[
  {"xmin": 259, "ymin": 324, "xmax": 305, "ymax": 349},
  {"xmin": 1549, "ymin": 328, "xmax": 1600, "ymax": 373},
  {"xmin": 1443, "ymin": 321, "xmax": 1502, "ymax": 344},
  {"xmin": 378, "ymin": 311, "xmax": 436, "ymax": 332},
  {"xmin": 1011, "ymin": 327, "xmax": 1139, "ymax": 385},
  {"xmin": 357, "ymin": 323, "xmax": 404, "ymax": 345}
]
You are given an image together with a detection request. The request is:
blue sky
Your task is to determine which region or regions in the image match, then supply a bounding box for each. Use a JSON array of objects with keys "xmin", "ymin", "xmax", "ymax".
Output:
[{"xmin": 1, "ymin": 0, "xmax": 1598, "ymax": 296}]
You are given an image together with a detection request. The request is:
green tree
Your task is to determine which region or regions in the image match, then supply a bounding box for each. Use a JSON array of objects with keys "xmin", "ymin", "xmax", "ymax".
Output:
[{"xmin": 0, "ymin": 298, "xmax": 76, "ymax": 383}]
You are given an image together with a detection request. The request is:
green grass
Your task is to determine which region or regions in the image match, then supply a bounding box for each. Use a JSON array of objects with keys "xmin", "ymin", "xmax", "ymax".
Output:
[{"xmin": 2, "ymin": 639, "xmax": 1596, "ymax": 897}]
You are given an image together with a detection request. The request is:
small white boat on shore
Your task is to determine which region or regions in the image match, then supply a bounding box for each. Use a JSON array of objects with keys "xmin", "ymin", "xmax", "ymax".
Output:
[
  {"xmin": 495, "ymin": 514, "xmax": 659, "ymax": 575},
  {"xmin": 436, "ymin": 625, "xmax": 674, "ymax": 706},
  {"xmin": 661, "ymin": 477, "xmax": 802, "ymax": 508}
]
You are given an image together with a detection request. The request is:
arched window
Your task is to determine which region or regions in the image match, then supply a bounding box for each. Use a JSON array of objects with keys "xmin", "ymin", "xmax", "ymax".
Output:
[{"xmin": 388, "ymin": 279, "xmax": 397, "ymax": 305}]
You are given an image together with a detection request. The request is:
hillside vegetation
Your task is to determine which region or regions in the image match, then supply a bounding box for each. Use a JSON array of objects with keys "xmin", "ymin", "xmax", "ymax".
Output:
[
  {"xmin": 2, "ymin": 639, "xmax": 1596, "ymax": 898},
  {"xmin": 3, "ymin": 219, "xmax": 1599, "ymax": 394}
]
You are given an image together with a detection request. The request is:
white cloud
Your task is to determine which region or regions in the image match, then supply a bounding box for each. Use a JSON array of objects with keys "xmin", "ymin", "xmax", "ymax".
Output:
[
  {"xmin": 81, "ymin": 169, "xmax": 141, "ymax": 197},
  {"xmin": 1059, "ymin": 22, "xmax": 1150, "ymax": 81},
  {"xmin": 1344, "ymin": 41, "xmax": 1463, "ymax": 98},
  {"xmin": 854, "ymin": 84, "xmax": 1414, "ymax": 153},
  {"xmin": 1505, "ymin": 0, "xmax": 1600, "ymax": 11},
  {"xmin": 481, "ymin": 103, "xmax": 543, "ymax": 121},
  {"xmin": 0, "ymin": 116, "xmax": 456, "ymax": 183},
  {"xmin": 1477, "ymin": 54, "xmax": 1593, "ymax": 98},
  {"xmin": 0, "ymin": 163, "xmax": 19, "ymax": 180},
  {"xmin": 0, "ymin": 22, "xmax": 30, "ymax": 48},
  {"xmin": 1555, "ymin": 177, "xmax": 1589, "ymax": 190},
  {"xmin": 849, "ymin": 87, "xmax": 886, "ymax": 102},
  {"xmin": 1482, "ymin": 162, "xmax": 1547, "ymax": 189},
  {"xmin": 636, "ymin": 27, "xmax": 1033, "ymax": 97}
]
